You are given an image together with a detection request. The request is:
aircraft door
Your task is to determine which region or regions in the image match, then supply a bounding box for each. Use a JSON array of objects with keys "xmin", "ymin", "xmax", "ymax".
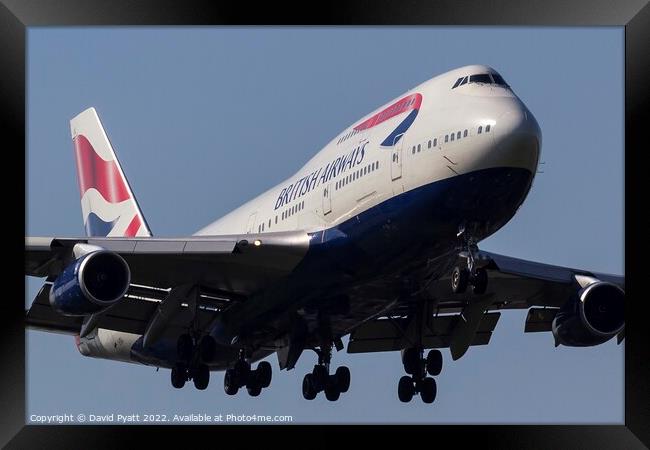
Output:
[
  {"xmin": 322, "ymin": 182, "xmax": 332, "ymax": 215},
  {"xmin": 391, "ymin": 133, "xmax": 404, "ymax": 181},
  {"xmin": 246, "ymin": 212, "xmax": 258, "ymax": 234}
]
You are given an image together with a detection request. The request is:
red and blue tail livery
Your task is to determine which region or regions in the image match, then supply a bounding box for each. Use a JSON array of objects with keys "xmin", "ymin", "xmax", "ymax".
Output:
[{"xmin": 70, "ymin": 108, "xmax": 151, "ymax": 238}]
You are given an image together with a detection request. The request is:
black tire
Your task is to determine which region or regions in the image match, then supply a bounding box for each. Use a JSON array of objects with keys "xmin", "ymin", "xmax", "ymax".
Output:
[
  {"xmin": 420, "ymin": 377, "xmax": 437, "ymax": 404},
  {"xmin": 177, "ymin": 334, "xmax": 194, "ymax": 361},
  {"xmin": 247, "ymin": 383, "xmax": 262, "ymax": 397},
  {"xmin": 451, "ymin": 266, "xmax": 469, "ymax": 294},
  {"xmin": 193, "ymin": 364, "xmax": 210, "ymax": 390},
  {"xmin": 312, "ymin": 365, "xmax": 328, "ymax": 390},
  {"xmin": 402, "ymin": 348, "xmax": 421, "ymax": 375},
  {"xmin": 256, "ymin": 361, "xmax": 272, "ymax": 388},
  {"xmin": 198, "ymin": 335, "xmax": 217, "ymax": 362},
  {"xmin": 472, "ymin": 268, "xmax": 488, "ymax": 295},
  {"xmin": 335, "ymin": 366, "xmax": 351, "ymax": 393},
  {"xmin": 324, "ymin": 376, "xmax": 341, "ymax": 401},
  {"xmin": 398, "ymin": 376, "xmax": 414, "ymax": 403},
  {"xmin": 426, "ymin": 350, "xmax": 443, "ymax": 376},
  {"xmin": 224, "ymin": 368, "xmax": 239, "ymax": 396},
  {"xmin": 302, "ymin": 373, "xmax": 317, "ymax": 400},
  {"xmin": 171, "ymin": 364, "xmax": 186, "ymax": 389},
  {"xmin": 233, "ymin": 359, "xmax": 250, "ymax": 386}
]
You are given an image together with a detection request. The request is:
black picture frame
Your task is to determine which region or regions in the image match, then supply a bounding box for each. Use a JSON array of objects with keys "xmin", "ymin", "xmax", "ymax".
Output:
[{"xmin": 4, "ymin": 0, "xmax": 648, "ymax": 448}]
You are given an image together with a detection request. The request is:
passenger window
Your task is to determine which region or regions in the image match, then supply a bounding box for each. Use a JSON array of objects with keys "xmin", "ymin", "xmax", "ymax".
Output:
[
  {"xmin": 275, "ymin": 216, "xmax": 278, "ymax": 224},
  {"xmin": 433, "ymin": 138, "xmax": 437, "ymax": 147},
  {"xmin": 445, "ymin": 135, "xmax": 449, "ymax": 143},
  {"xmin": 464, "ymin": 129, "xmax": 468, "ymax": 137},
  {"xmin": 412, "ymin": 146, "xmax": 415, "ymax": 154},
  {"xmin": 478, "ymin": 126, "xmax": 482, "ymax": 134},
  {"xmin": 428, "ymin": 140, "xmax": 432, "ymax": 149},
  {"xmin": 486, "ymin": 124, "xmax": 491, "ymax": 132},
  {"xmin": 268, "ymin": 219, "xmax": 271, "ymax": 228},
  {"xmin": 417, "ymin": 144, "xmax": 421, "ymax": 153},
  {"xmin": 450, "ymin": 133, "xmax": 454, "ymax": 142},
  {"xmin": 457, "ymin": 131, "xmax": 461, "ymax": 139}
]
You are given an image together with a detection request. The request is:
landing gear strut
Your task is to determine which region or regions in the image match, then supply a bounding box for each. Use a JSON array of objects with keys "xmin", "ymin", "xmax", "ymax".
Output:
[
  {"xmin": 451, "ymin": 226, "xmax": 488, "ymax": 295},
  {"xmin": 302, "ymin": 344, "xmax": 350, "ymax": 401},
  {"xmin": 223, "ymin": 351, "xmax": 273, "ymax": 397},
  {"xmin": 398, "ymin": 347, "xmax": 441, "ymax": 403},
  {"xmin": 170, "ymin": 333, "xmax": 215, "ymax": 390}
]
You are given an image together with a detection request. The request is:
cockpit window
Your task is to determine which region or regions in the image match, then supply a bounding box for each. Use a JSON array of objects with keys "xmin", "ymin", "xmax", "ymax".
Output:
[
  {"xmin": 492, "ymin": 73, "xmax": 509, "ymax": 87},
  {"xmin": 451, "ymin": 76, "xmax": 468, "ymax": 89},
  {"xmin": 469, "ymin": 74, "xmax": 493, "ymax": 84}
]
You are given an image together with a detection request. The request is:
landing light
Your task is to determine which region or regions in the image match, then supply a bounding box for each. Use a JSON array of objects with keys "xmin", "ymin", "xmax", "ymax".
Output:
[{"xmin": 254, "ymin": 240, "xmax": 262, "ymax": 247}]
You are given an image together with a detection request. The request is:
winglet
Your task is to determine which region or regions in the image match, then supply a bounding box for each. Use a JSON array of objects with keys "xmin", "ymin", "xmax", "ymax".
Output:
[{"xmin": 70, "ymin": 107, "xmax": 152, "ymax": 237}]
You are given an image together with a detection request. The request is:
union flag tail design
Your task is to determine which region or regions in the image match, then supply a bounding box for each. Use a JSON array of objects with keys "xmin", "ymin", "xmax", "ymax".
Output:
[{"xmin": 70, "ymin": 107, "xmax": 152, "ymax": 237}]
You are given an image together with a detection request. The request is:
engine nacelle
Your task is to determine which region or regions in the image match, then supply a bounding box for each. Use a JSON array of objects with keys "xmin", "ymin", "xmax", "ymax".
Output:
[
  {"xmin": 552, "ymin": 281, "xmax": 625, "ymax": 347},
  {"xmin": 49, "ymin": 250, "xmax": 130, "ymax": 316}
]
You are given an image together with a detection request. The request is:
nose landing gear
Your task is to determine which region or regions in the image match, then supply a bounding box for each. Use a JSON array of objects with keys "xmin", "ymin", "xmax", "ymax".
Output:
[{"xmin": 452, "ymin": 226, "xmax": 489, "ymax": 295}]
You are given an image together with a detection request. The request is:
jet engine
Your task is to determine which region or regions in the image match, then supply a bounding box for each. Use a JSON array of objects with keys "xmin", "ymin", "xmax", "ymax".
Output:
[
  {"xmin": 49, "ymin": 249, "xmax": 130, "ymax": 316},
  {"xmin": 552, "ymin": 281, "xmax": 624, "ymax": 347}
]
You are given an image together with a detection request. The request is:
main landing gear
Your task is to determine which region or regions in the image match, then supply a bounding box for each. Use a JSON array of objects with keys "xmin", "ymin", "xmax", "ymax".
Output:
[
  {"xmin": 451, "ymin": 226, "xmax": 488, "ymax": 295},
  {"xmin": 302, "ymin": 345, "xmax": 350, "ymax": 401},
  {"xmin": 398, "ymin": 347, "xmax": 442, "ymax": 404},
  {"xmin": 170, "ymin": 333, "xmax": 217, "ymax": 390},
  {"xmin": 223, "ymin": 352, "xmax": 273, "ymax": 397}
]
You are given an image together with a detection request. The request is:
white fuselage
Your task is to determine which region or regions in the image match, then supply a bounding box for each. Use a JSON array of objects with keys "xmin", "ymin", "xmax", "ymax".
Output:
[{"xmin": 196, "ymin": 65, "xmax": 541, "ymax": 238}]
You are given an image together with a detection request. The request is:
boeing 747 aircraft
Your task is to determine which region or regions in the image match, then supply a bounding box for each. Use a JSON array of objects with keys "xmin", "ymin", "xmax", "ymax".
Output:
[{"xmin": 25, "ymin": 65, "xmax": 624, "ymax": 404}]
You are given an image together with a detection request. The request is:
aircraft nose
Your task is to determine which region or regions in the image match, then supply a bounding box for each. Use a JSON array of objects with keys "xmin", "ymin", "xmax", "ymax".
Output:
[{"xmin": 494, "ymin": 104, "xmax": 541, "ymax": 173}]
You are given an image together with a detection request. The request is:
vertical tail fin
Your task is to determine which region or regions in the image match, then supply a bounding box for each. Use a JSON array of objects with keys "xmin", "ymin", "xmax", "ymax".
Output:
[{"xmin": 70, "ymin": 107, "xmax": 152, "ymax": 237}]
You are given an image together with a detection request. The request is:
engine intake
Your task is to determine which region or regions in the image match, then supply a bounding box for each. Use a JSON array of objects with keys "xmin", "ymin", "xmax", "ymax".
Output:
[
  {"xmin": 49, "ymin": 250, "xmax": 130, "ymax": 316},
  {"xmin": 552, "ymin": 281, "xmax": 624, "ymax": 347}
]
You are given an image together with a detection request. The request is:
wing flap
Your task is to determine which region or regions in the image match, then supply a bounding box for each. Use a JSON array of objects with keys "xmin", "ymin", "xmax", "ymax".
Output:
[{"xmin": 347, "ymin": 312, "xmax": 500, "ymax": 354}]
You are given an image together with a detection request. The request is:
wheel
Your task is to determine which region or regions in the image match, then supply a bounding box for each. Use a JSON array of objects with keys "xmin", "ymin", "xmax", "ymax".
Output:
[
  {"xmin": 312, "ymin": 364, "xmax": 328, "ymax": 390},
  {"xmin": 334, "ymin": 366, "xmax": 351, "ymax": 393},
  {"xmin": 402, "ymin": 348, "xmax": 421, "ymax": 375},
  {"xmin": 233, "ymin": 359, "xmax": 250, "ymax": 386},
  {"xmin": 451, "ymin": 266, "xmax": 469, "ymax": 294},
  {"xmin": 256, "ymin": 361, "xmax": 272, "ymax": 388},
  {"xmin": 247, "ymin": 382, "xmax": 262, "ymax": 397},
  {"xmin": 193, "ymin": 364, "xmax": 210, "ymax": 390},
  {"xmin": 426, "ymin": 350, "xmax": 443, "ymax": 376},
  {"xmin": 324, "ymin": 376, "xmax": 341, "ymax": 401},
  {"xmin": 171, "ymin": 364, "xmax": 186, "ymax": 389},
  {"xmin": 420, "ymin": 377, "xmax": 437, "ymax": 404},
  {"xmin": 472, "ymin": 268, "xmax": 488, "ymax": 295},
  {"xmin": 398, "ymin": 376, "xmax": 415, "ymax": 403},
  {"xmin": 177, "ymin": 334, "xmax": 194, "ymax": 361},
  {"xmin": 224, "ymin": 368, "xmax": 239, "ymax": 395},
  {"xmin": 198, "ymin": 335, "xmax": 217, "ymax": 362},
  {"xmin": 302, "ymin": 373, "xmax": 317, "ymax": 400}
]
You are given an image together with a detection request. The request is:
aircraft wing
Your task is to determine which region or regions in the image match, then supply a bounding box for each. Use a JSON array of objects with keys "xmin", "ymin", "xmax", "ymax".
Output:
[
  {"xmin": 25, "ymin": 231, "xmax": 310, "ymax": 336},
  {"xmin": 347, "ymin": 250, "xmax": 625, "ymax": 359}
]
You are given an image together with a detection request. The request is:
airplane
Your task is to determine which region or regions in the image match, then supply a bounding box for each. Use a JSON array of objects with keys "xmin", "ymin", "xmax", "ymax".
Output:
[{"xmin": 25, "ymin": 64, "xmax": 625, "ymax": 404}]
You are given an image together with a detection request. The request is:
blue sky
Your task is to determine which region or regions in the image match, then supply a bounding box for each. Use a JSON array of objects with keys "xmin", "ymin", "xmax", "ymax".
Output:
[{"xmin": 26, "ymin": 27, "xmax": 623, "ymax": 424}]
